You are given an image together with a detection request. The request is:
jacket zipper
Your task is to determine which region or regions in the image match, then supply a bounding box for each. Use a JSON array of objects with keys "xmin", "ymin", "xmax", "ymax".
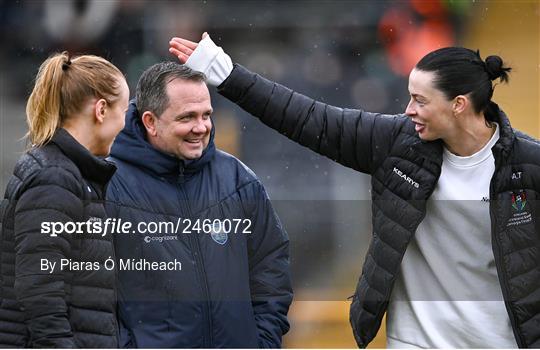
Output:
[
  {"xmin": 100, "ymin": 181, "xmax": 121, "ymax": 343},
  {"xmin": 176, "ymin": 166, "xmax": 214, "ymax": 347},
  {"xmin": 368, "ymin": 159, "xmax": 441, "ymax": 347},
  {"xmin": 489, "ymin": 160, "xmax": 525, "ymax": 348},
  {"xmin": 355, "ymin": 158, "xmax": 441, "ymax": 348}
]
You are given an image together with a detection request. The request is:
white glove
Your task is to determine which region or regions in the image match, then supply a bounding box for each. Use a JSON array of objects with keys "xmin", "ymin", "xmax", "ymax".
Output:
[{"xmin": 186, "ymin": 35, "xmax": 233, "ymax": 86}]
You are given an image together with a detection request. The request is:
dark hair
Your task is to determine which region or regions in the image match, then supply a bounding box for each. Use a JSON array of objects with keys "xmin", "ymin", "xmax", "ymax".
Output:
[
  {"xmin": 415, "ymin": 47, "xmax": 511, "ymax": 122},
  {"xmin": 136, "ymin": 62, "xmax": 206, "ymax": 117}
]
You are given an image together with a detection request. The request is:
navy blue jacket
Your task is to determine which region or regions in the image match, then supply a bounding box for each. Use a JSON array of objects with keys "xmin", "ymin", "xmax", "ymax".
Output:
[{"xmin": 106, "ymin": 102, "xmax": 292, "ymax": 348}]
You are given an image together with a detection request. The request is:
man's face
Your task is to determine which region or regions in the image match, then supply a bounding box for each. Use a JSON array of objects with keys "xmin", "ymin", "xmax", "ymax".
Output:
[
  {"xmin": 405, "ymin": 68, "xmax": 455, "ymax": 141},
  {"xmin": 151, "ymin": 79, "xmax": 212, "ymax": 160}
]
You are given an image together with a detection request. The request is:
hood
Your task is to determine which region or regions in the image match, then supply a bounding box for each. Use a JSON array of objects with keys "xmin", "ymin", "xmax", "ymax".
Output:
[{"xmin": 110, "ymin": 100, "xmax": 216, "ymax": 178}]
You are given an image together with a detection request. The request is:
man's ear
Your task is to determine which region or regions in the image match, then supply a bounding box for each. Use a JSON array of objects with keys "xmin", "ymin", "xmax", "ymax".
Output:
[
  {"xmin": 94, "ymin": 99, "xmax": 107, "ymax": 123},
  {"xmin": 141, "ymin": 111, "xmax": 158, "ymax": 137},
  {"xmin": 453, "ymin": 95, "xmax": 468, "ymax": 117}
]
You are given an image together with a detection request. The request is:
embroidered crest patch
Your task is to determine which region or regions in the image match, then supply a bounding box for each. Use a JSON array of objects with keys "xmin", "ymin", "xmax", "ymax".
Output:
[
  {"xmin": 507, "ymin": 190, "xmax": 532, "ymax": 227},
  {"xmin": 511, "ymin": 191, "xmax": 527, "ymax": 212},
  {"xmin": 210, "ymin": 221, "xmax": 228, "ymax": 245}
]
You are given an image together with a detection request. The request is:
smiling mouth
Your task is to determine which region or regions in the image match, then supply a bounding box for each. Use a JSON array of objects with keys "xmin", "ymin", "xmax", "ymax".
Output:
[
  {"xmin": 185, "ymin": 139, "xmax": 203, "ymax": 145},
  {"xmin": 412, "ymin": 121, "xmax": 426, "ymax": 133}
]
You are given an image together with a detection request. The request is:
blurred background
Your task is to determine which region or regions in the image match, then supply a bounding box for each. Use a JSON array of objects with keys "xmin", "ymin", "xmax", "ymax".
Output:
[{"xmin": 0, "ymin": 0, "xmax": 538, "ymax": 347}]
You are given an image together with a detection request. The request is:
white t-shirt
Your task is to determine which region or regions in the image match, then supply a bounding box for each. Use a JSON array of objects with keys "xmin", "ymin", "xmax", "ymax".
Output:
[{"xmin": 387, "ymin": 123, "xmax": 517, "ymax": 348}]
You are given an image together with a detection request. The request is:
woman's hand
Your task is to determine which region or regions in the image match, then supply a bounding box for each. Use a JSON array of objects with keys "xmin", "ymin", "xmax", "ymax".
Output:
[
  {"xmin": 169, "ymin": 32, "xmax": 208, "ymax": 63},
  {"xmin": 168, "ymin": 32, "xmax": 233, "ymax": 86}
]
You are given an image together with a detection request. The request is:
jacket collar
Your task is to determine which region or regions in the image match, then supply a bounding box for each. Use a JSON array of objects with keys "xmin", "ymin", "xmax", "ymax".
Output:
[
  {"xmin": 489, "ymin": 102, "xmax": 515, "ymax": 163},
  {"xmin": 110, "ymin": 100, "xmax": 216, "ymax": 178},
  {"xmin": 50, "ymin": 128, "xmax": 117, "ymax": 185}
]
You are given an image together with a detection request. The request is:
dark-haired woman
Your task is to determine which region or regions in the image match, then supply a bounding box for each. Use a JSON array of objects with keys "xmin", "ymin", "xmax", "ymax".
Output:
[
  {"xmin": 0, "ymin": 52, "xmax": 129, "ymax": 347},
  {"xmin": 170, "ymin": 36, "xmax": 540, "ymax": 348}
]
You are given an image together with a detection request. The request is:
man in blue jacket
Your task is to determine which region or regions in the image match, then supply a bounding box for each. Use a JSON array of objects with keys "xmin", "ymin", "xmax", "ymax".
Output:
[{"xmin": 106, "ymin": 62, "xmax": 292, "ymax": 348}]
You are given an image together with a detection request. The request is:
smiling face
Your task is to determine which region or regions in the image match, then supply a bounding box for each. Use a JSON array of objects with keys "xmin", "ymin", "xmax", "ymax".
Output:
[
  {"xmin": 405, "ymin": 68, "xmax": 456, "ymax": 141},
  {"xmin": 146, "ymin": 78, "xmax": 212, "ymax": 160}
]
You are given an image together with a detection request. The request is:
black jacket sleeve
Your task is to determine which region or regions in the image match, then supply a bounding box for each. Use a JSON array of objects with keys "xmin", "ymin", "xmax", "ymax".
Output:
[
  {"xmin": 218, "ymin": 64, "xmax": 401, "ymax": 175},
  {"xmin": 239, "ymin": 180, "xmax": 293, "ymax": 348},
  {"xmin": 14, "ymin": 166, "xmax": 84, "ymax": 348}
]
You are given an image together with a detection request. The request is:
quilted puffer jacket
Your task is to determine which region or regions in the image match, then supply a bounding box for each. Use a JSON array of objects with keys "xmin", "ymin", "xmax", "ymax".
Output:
[
  {"xmin": 0, "ymin": 128, "xmax": 118, "ymax": 348},
  {"xmin": 216, "ymin": 64, "xmax": 540, "ymax": 348}
]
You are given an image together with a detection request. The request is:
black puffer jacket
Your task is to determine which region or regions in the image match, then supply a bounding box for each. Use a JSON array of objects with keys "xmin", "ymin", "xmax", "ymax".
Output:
[
  {"xmin": 0, "ymin": 128, "xmax": 118, "ymax": 348},
  {"xmin": 217, "ymin": 64, "xmax": 540, "ymax": 348}
]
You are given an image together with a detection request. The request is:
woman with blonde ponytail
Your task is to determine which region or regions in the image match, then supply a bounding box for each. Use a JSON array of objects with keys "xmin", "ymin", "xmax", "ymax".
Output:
[{"xmin": 0, "ymin": 51, "xmax": 129, "ymax": 348}]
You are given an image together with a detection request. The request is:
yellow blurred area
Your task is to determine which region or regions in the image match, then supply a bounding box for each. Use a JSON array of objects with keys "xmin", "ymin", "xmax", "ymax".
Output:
[
  {"xmin": 464, "ymin": 0, "xmax": 540, "ymax": 138},
  {"xmin": 282, "ymin": 299, "xmax": 386, "ymax": 349}
]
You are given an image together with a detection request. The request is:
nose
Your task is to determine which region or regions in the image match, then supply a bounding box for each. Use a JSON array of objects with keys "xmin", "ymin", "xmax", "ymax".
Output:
[
  {"xmin": 405, "ymin": 99, "xmax": 416, "ymax": 117},
  {"xmin": 192, "ymin": 118, "xmax": 209, "ymax": 134}
]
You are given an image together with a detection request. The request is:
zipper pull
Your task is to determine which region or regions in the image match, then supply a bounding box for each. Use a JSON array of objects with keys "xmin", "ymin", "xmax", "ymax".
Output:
[{"xmin": 177, "ymin": 162, "xmax": 185, "ymax": 184}]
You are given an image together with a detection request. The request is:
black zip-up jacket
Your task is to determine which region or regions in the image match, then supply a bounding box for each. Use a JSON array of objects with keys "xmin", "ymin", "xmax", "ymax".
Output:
[
  {"xmin": 0, "ymin": 128, "xmax": 118, "ymax": 348},
  {"xmin": 216, "ymin": 64, "xmax": 540, "ymax": 348}
]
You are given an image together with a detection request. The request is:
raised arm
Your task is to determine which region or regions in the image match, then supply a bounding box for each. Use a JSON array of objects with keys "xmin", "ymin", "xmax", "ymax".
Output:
[{"xmin": 170, "ymin": 35, "xmax": 401, "ymax": 175}]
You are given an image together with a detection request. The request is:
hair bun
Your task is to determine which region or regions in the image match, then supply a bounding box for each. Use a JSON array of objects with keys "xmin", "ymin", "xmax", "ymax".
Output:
[{"xmin": 485, "ymin": 55, "xmax": 511, "ymax": 82}]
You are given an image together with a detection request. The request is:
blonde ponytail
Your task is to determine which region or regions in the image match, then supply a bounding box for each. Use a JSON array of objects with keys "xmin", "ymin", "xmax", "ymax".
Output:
[
  {"xmin": 25, "ymin": 51, "xmax": 123, "ymax": 148},
  {"xmin": 25, "ymin": 52, "xmax": 68, "ymax": 147}
]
